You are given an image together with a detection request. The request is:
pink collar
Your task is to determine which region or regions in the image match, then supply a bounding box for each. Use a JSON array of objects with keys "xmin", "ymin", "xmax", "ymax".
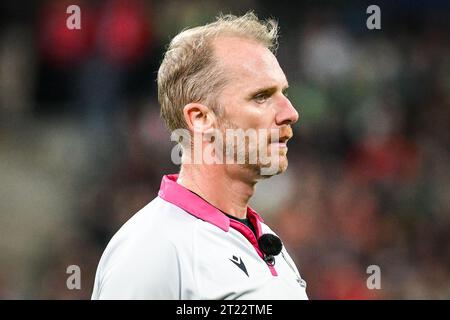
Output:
[{"xmin": 157, "ymin": 174, "xmax": 264, "ymax": 232}]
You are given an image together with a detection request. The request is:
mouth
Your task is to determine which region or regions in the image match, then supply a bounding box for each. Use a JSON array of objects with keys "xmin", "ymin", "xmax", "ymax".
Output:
[
  {"xmin": 278, "ymin": 135, "xmax": 291, "ymax": 144},
  {"xmin": 270, "ymin": 135, "xmax": 291, "ymax": 148},
  {"xmin": 266, "ymin": 126, "xmax": 293, "ymax": 149}
]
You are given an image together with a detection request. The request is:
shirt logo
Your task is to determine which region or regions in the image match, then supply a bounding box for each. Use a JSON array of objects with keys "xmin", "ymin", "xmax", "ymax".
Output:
[{"xmin": 229, "ymin": 255, "xmax": 249, "ymax": 277}]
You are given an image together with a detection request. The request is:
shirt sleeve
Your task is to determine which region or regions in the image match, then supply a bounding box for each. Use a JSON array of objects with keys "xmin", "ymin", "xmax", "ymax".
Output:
[{"xmin": 92, "ymin": 238, "xmax": 182, "ymax": 299}]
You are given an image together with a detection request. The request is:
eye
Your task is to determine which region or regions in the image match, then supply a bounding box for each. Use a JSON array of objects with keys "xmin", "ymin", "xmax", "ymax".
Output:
[{"xmin": 253, "ymin": 92, "xmax": 270, "ymax": 104}]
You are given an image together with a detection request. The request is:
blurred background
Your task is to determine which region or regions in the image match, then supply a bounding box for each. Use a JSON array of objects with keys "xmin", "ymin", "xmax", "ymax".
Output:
[{"xmin": 0, "ymin": 0, "xmax": 449, "ymax": 299}]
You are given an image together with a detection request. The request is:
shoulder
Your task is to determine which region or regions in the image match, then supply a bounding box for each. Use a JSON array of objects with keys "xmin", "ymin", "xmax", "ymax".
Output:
[
  {"xmin": 92, "ymin": 196, "xmax": 199, "ymax": 299},
  {"xmin": 109, "ymin": 196, "xmax": 198, "ymax": 249}
]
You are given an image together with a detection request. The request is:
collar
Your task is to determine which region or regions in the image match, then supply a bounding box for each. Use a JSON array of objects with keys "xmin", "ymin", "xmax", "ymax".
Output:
[{"xmin": 158, "ymin": 174, "xmax": 264, "ymax": 232}]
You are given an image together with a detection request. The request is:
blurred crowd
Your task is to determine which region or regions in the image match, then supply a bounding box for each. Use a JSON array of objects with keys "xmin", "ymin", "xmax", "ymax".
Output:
[{"xmin": 0, "ymin": 0, "xmax": 449, "ymax": 299}]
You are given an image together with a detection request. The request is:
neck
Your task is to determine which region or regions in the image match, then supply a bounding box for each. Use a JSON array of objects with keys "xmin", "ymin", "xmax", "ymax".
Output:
[{"xmin": 177, "ymin": 164, "xmax": 256, "ymax": 219}]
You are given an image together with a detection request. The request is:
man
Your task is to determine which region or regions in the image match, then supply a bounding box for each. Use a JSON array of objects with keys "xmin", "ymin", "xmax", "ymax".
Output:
[{"xmin": 92, "ymin": 12, "xmax": 308, "ymax": 299}]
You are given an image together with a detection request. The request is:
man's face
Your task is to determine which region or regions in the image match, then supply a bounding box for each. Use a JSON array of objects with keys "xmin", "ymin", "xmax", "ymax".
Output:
[{"xmin": 212, "ymin": 36, "xmax": 299, "ymax": 176}]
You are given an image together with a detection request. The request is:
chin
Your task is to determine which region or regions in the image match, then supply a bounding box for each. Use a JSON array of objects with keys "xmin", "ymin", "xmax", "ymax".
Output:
[
  {"xmin": 255, "ymin": 156, "xmax": 288, "ymax": 178},
  {"xmin": 277, "ymin": 158, "xmax": 289, "ymax": 174}
]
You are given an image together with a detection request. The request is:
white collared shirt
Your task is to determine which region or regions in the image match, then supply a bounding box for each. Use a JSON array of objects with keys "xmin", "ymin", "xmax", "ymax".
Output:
[{"xmin": 91, "ymin": 174, "xmax": 308, "ymax": 300}]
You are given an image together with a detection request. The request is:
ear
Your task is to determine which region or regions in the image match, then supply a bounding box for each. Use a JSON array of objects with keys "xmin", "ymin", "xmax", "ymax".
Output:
[{"xmin": 182, "ymin": 103, "xmax": 217, "ymax": 133}]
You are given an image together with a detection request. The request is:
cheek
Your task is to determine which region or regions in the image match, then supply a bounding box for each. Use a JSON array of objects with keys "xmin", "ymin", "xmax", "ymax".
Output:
[{"xmin": 227, "ymin": 105, "xmax": 275, "ymax": 129}]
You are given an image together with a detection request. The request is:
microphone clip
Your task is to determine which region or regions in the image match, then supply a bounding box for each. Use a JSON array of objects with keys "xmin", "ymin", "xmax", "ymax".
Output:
[{"xmin": 264, "ymin": 254, "xmax": 276, "ymax": 266}]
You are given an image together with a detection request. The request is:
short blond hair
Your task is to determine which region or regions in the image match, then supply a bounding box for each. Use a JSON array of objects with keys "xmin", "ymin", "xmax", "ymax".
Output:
[{"xmin": 157, "ymin": 12, "xmax": 279, "ymax": 132}]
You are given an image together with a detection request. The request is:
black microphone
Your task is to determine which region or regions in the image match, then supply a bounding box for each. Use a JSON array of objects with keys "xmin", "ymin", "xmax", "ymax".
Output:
[{"xmin": 258, "ymin": 234, "xmax": 283, "ymax": 266}]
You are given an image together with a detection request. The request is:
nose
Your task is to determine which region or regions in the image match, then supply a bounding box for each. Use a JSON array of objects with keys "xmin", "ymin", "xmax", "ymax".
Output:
[{"xmin": 275, "ymin": 94, "xmax": 299, "ymax": 126}]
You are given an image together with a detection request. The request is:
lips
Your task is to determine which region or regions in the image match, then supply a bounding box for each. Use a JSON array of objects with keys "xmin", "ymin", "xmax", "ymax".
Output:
[
  {"xmin": 278, "ymin": 135, "xmax": 291, "ymax": 144},
  {"xmin": 268, "ymin": 135, "xmax": 291, "ymax": 151},
  {"xmin": 269, "ymin": 127, "xmax": 293, "ymax": 144}
]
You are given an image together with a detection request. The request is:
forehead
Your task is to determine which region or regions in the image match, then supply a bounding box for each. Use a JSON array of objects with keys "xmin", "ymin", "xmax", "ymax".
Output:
[{"xmin": 212, "ymin": 36, "xmax": 288, "ymax": 91}]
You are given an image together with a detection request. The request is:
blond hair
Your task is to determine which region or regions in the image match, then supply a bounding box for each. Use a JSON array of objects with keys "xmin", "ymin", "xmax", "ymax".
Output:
[{"xmin": 157, "ymin": 12, "xmax": 279, "ymax": 132}]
